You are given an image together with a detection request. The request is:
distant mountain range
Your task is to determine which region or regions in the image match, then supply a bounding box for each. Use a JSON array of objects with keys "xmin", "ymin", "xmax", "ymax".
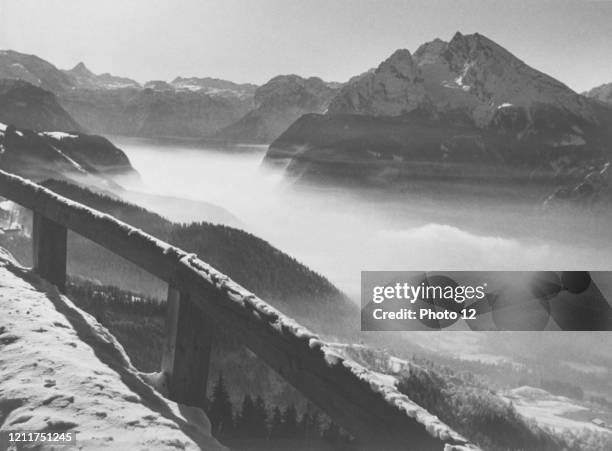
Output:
[
  {"xmin": 0, "ymin": 49, "xmax": 340, "ymax": 141},
  {"xmin": 0, "ymin": 35, "xmax": 611, "ymax": 187}
]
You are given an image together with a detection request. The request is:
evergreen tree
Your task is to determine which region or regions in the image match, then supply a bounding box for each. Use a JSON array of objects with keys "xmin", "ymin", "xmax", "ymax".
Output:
[
  {"xmin": 236, "ymin": 394, "xmax": 256, "ymax": 437},
  {"xmin": 252, "ymin": 395, "xmax": 269, "ymax": 439},
  {"xmin": 322, "ymin": 420, "xmax": 340, "ymax": 443},
  {"xmin": 269, "ymin": 407, "xmax": 283, "ymax": 440},
  {"xmin": 298, "ymin": 411, "xmax": 310, "ymax": 439},
  {"xmin": 308, "ymin": 411, "xmax": 321, "ymax": 439},
  {"xmin": 281, "ymin": 404, "xmax": 298, "ymax": 437},
  {"xmin": 209, "ymin": 373, "xmax": 234, "ymax": 436}
]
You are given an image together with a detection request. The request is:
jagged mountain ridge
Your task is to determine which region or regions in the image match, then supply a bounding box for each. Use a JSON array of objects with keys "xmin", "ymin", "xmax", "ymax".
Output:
[
  {"xmin": 1, "ymin": 38, "xmax": 610, "ymax": 143},
  {"xmin": 329, "ymin": 32, "xmax": 597, "ymax": 133},
  {"xmin": 64, "ymin": 62, "xmax": 141, "ymax": 89},
  {"xmin": 0, "ymin": 49, "xmax": 260, "ymax": 138},
  {"xmin": 0, "ymin": 49, "xmax": 343, "ymax": 141}
]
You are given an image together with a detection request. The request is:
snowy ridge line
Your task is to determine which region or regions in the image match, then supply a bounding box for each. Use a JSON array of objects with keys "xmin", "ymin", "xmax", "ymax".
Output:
[{"xmin": 0, "ymin": 169, "xmax": 478, "ymax": 450}]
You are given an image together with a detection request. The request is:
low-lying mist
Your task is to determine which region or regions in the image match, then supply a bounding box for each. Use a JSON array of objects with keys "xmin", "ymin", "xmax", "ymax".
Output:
[{"xmin": 111, "ymin": 137, "xmax": 612, "ymax": 301}]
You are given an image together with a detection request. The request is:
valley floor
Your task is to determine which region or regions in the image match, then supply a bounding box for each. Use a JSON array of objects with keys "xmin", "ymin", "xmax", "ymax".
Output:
[{"xmin": 0, "ymin": 249, "xmax": 225, "ymax": 451}]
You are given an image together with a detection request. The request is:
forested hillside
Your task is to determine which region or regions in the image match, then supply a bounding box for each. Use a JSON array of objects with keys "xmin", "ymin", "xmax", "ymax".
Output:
[
  {"xmin": 0, "ymin": 179, "xmax": 357, "ymax": 336},
  {"xmin": 66, "ymin": 280, "xmax": 353, "ymax": 451}
]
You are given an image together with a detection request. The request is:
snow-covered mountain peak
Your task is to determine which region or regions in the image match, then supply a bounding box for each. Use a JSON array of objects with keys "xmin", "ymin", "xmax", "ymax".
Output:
[{"xmin": 329, "ymin": 32, "xmax": 597, "ymax": 131}]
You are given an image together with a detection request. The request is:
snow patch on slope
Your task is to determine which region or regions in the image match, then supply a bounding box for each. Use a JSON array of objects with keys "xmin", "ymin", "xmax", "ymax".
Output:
[
  {"xmin": 504, "ymin": 387, "xmax": 612, "ymax": 434},
  {"xmin": 548, "ymin": 134, "xmax": 587, "ymax": 147},
  {"xmin": 41, "ymin": 131, "xmax": 79, "ymax": 140},
  {"xmin": 48, "ymin": 145, "xmax": 87, "ymax": 173}
]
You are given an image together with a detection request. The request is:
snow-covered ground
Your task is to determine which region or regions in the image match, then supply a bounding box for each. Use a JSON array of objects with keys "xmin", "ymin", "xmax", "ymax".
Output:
[
  {"xmin": 0, "ymin": 249, "xmax": 225, "ymax": 450},
  {"xmin": 503, "ymin": 387, "xmax": 612, "ymax": 434}
]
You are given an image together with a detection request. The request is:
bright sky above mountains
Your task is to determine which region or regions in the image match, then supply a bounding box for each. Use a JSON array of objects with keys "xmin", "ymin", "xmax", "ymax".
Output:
[{"xmin": 0, "ymin": 0, "xmax": 610, "ymax": 92}]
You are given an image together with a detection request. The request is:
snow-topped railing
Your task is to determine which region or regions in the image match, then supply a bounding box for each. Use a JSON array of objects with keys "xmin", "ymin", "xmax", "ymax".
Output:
[{"xmin": 0, "ymin": 169, "xmax": 478, "ymax": 451}]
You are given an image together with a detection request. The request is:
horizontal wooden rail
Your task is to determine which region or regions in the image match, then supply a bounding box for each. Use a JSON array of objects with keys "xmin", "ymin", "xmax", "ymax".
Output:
[{"xmin": 0, "ymin": 169, "xmax": 477, "ymax": 450}]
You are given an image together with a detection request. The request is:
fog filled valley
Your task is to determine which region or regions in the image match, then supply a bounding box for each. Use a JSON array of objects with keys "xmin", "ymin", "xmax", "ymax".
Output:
[
  {"xmin": 113, "ymin": 137, "xmax": 612, "ymax": 299},
  {"xmin": 2, "ymin": 7, "xmax": 612, "ymax": 448}
]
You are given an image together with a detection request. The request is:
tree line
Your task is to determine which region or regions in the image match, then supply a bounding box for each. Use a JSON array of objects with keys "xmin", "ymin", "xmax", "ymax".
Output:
[{"xmin": 207, "ymin": 373, "xmax": 353, "ymax": 450}]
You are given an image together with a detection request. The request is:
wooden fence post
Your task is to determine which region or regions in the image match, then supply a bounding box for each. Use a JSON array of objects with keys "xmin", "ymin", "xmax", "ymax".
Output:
[
  {"xmin": 32, "ymin": 212, "xmax": 67, "ymax": 293},
  {"xmin": 162, "ymin": 285, "xmax": 213, "ymax": 409}
]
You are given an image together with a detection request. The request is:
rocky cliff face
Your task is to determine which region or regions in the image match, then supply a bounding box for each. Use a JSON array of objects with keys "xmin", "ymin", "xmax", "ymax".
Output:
[
  {"xmin": 214, "ymin": 75, "xmax": 339, "ymax": 143},
  {"xmin": 328, "ymin": 49, "xmax": 427, "ymax": 117},
  {"xmin": 0, "ymin": 79, "xmax": 81, "ymax": 132}
]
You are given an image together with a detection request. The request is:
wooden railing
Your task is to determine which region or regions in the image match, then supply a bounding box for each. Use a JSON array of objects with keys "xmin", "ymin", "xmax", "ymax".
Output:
[{"xmin": 0, "ymin": 169, "xmax": 476, "ymax": 451}]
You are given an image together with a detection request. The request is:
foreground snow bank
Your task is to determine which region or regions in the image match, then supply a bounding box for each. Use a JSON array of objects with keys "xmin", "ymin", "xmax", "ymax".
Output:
[{"xmin": 0, "ymin": 250, "xmax": 225, "ymax": 450}]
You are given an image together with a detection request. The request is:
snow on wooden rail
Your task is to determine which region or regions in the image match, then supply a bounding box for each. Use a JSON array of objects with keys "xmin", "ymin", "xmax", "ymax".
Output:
[{"xmin": 0, "ymin": 169, "xmax": 478, "ymax": 450}]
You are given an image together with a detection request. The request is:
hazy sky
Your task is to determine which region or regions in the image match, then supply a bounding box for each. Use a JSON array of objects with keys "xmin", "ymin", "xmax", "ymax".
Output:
[{"xmin": 0, "ymin": 0, "xmax": 610, "ymax": 92}]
